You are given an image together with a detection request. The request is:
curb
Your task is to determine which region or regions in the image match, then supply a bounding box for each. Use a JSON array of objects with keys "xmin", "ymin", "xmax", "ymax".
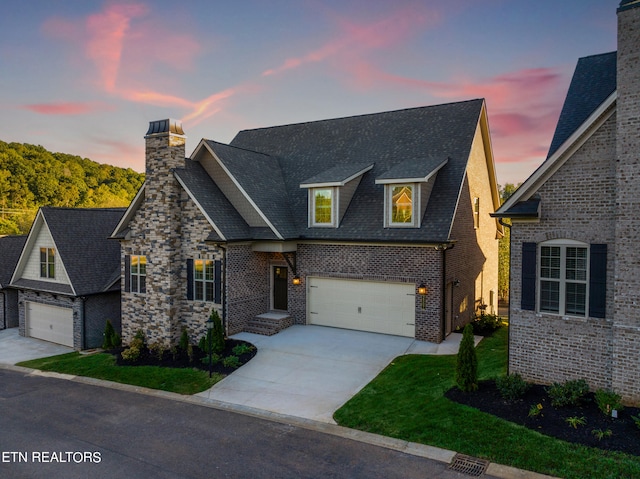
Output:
[{"xmin": 1, "ymin": 363, "xmax": 560, "ymax": 479}]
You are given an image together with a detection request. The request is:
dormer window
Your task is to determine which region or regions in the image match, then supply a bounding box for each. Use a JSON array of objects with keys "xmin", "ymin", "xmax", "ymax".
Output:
[
  {"xmin": 383, "ymin": 183, "xmax": 420, "ymax": 228},
  {"xmin": 310, "ymin": 187, "xmax": 337, "ymax": 227},
  {"xmin": 390, "ymin": 185, "xmax": 414, "ymax": 224},
  {"xmin": 40, "ymin": 247, "xmax": 55, "ymax": 278},
  {"xmin": 376, "ymin": 157, "xmax": 448, "ymax": 229}
]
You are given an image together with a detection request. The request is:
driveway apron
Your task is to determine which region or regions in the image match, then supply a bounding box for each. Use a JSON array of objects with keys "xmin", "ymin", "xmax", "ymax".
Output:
[{"xmin": 197, "ymin": 325, "xmax": 470, "ymax": 423}]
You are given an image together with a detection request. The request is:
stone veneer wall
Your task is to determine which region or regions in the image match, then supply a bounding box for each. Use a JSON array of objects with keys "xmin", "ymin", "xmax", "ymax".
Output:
[
  {"xmin": 509, "ymin": 112, "xmax": 616, "ymax": 392},
  {"xmin": 613, "ymin": 3, "xmax": 640, "ymax": 403}
]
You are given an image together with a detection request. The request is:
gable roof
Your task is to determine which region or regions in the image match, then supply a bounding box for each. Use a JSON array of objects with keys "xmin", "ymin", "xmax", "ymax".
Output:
[
  {"xmin": 0, "ymin": 235, "xmax": 27, "ymax": 288},
  {"xmin": 188, "ymin": 99, "xmax": 487, "ymax": 243},
  {"xmin": 495, "ymin": 52, "xmax": 617, "ymax": 217},
  {"xmin": 12, "ymin": 207, "xmax": 125, "ymax": 296}
]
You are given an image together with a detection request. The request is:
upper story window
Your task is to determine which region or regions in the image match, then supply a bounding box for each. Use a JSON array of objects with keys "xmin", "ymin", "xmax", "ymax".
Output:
[
  {"xmin": 382, "ymin": 183, "xmax": 420, "ymax": 228},
  {"xmin": 194, "ymin": 259, "xmax": 215, "ymax": 302},
  {"xmin": 539, "ymin": 241, "xmax": 588, "ymax": 316},
  {"xmin": 40, "ymin": 247, "xmax": 55, "ymax": 278},
  {"xmin": 130, "ymin": 255, "xmax": 147, "ymax": 294},
  {"xmin": 390, "ymin": 185, "xmax": 414, "ymax": 224},
  {"xmin": 309, "ymin": 187, "xmax": 337, "ymax": 227}
]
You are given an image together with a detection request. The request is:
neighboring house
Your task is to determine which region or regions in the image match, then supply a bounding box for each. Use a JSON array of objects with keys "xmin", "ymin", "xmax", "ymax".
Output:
[
  {"xmin": 10, "ymin": 207, "xmax": 125, "ymax": 349},
  {"xmin": 112, "ymin": 99, "xmax": 501, "ymax": 347},
  {"xmin": 493, "ymin": 1, "xmax": 640, "ymax": 403},
  {"xmin": 0, "ymin": 235, "xmax": 27, "ymax": 329}
]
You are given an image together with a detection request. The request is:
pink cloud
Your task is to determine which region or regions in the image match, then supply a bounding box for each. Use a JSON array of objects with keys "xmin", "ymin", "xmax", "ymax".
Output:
[
  {"xmin": 21, "ymin": 102, "xmax": 112, "ymax": 115},
  {"xmin": 263, "ymin": 4, "xmax": 441, "ymax": 77}
]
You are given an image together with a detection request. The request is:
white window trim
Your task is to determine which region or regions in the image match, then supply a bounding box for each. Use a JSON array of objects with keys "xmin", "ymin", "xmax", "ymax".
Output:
[
  {"xmin": 40, "ymin": 247, "xmax": 55, "ymax": 279},
  {"xmin": 194, "ymin": 257, "xmax": 216, "ymax": 302},
  {"xmin": 537, "ymin": 240, "xmax": 589, "ymax": 317},
  {"xmin": 384, "ymin": 183, "xmax": 420, "ymax": 228},
  {"xmin": 130, "ymin": 255, "xmax": 147, "ymax": 294},
  {"xmin": 309, "ymin": 187, "xmax": 338, "ymax": 228}
]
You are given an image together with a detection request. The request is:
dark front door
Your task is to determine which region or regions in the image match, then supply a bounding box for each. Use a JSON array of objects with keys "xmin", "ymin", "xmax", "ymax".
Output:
[{"xmin": 273, "ymin": 267, "xmax": 288, "ymax": 310}]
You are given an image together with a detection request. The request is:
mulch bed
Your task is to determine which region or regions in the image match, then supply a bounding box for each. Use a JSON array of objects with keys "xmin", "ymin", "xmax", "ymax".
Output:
[
  {"xmin": 109, "ymin": 339, "xmax": 257, "ymax": 376},
  {"xmin": 445, "ymin": 380, "xmax": 640, "ymax": 456}
]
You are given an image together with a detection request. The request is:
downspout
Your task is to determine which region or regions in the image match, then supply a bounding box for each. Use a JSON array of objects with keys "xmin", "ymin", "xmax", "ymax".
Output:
[
  {"xmin": 437, "ymin": 243, "xmax": 455, "ymax": 342},
  {"xmin": 499, "ymin": 218, "xmax": 512, "ymax": 376},
  {"xmin": 1, "ymin": 290, "xmax": 6, "ymax": 329},
  {"xmin": 80, "ymin": 296, "xmax": 87, "ymax": 350},
  {"xmin": 218, "ymin": 244, "xmax": 228, "ymax": 337}
]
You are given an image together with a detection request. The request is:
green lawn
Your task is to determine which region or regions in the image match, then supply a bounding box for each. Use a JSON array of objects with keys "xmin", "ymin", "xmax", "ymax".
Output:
[
  {"xmin": 17, "ymin": 352, "xmax": 222, "ymax": 395},
  {"xmin": 334, "ymin": 328, "xmax": 640, "ymax": 479}
]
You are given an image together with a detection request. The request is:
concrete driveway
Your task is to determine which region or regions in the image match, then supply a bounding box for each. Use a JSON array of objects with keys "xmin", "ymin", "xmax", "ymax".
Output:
[
  {"xmin": 197, "ymin": 325, "xmax": 474, "ymax": 424},
  {"xmin": 0, "ymin": 327, "xmax": 74, "ymax": 364}
]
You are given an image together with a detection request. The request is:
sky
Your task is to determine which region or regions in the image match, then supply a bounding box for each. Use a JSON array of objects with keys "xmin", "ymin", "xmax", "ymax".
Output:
[{"xmin": 0, "ymin": 0, "xmax": 619, "ymax": 186}]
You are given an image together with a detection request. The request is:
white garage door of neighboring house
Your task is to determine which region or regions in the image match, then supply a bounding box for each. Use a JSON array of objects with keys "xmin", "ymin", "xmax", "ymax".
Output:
[
  {"xmin": 25, "ymin": 302, "xmax": 74, "ymax": 348},
  {"xmin": 308, "ymin": 277, "xmax": 416, "ymax": 337}
]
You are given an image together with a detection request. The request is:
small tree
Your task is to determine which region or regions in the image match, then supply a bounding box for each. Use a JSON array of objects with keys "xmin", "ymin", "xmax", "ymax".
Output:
[
  {"xmin": 179, "ymin": 327, "xmax": 189, "ymax": 352},
  {"xmin": 200, "ymin": 310, "xmax": 225, "ymax": 355},
  {"xmin": 102, "ymin": 320, "xmax": 120, "ymax": 350},
  {"xmin": 456, "ymin": 324, "xmax": 478, "ymax": 392}
]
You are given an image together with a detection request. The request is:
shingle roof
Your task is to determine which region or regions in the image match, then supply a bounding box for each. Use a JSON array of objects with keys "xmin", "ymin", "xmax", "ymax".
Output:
[
  {"xmin": 300, "ymin": 162, "xmax": 373, "ymax": 186},
  {"xmin": 40, "ymin": 208, "xmax": 125, "ymax": 295},
  {"xmin": 224, "ymin": 99, "xmax": 484, "ymax": 243},
  {"xmin": 0, "ymin": 235, "xmax": 27, "ymax": 288},
  {"xmin": 547, "ymin": 52, "xmax": 617, "ymax": 159}
]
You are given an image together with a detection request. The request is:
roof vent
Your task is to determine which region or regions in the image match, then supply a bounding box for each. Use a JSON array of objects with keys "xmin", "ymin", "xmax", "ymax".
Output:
[{"xmin": 145, "ymin": 118, "xmax": 185, "ymax": 136}]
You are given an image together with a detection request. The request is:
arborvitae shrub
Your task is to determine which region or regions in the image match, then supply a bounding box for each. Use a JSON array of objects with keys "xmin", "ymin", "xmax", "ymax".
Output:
[
  {"xmin": 179, "ymin": 327, "xmax": 189, "ymax": 352},
  {"xmin": 102, "ymin": 320, "xmax": 116, "ymax": 350},
  {"xmin": 455, "ymin": 324, "xmax": 478, "ymax": 392}
]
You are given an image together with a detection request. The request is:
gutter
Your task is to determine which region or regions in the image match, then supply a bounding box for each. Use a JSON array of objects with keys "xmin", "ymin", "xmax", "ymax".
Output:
[{"xmin": 1, "ymin": 290, "xmax": 6, "ymax": 329}]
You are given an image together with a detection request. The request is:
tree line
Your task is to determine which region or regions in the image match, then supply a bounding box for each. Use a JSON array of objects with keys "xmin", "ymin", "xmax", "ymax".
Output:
[{"xmin": 0, "ymin": 140, "xmax": 144, "ymax": 235}]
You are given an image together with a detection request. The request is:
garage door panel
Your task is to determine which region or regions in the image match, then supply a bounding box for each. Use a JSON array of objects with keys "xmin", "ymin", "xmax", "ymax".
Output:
[
  {"xmin": 308, "ymin": 277, "xmax": 415, "ymax": 337},
  {"xmin": 26, "ymin": 302, "xmax": 74, "ymax": 348}
]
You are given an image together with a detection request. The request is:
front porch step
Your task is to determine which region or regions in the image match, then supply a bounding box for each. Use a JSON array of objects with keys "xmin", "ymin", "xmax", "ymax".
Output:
[{"xmin": 245, "ymin": 312, "xmax": 293, "ymax": 336}]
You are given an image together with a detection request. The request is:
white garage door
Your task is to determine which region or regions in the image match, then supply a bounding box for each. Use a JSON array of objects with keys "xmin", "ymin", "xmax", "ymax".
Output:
[
  {"xmin": 25, "ymin": 302, "xmax": 74, "ymax": 347},
  {"xmin": 308, "ymin": 277, "xmax": 416, "ymax": 337}
]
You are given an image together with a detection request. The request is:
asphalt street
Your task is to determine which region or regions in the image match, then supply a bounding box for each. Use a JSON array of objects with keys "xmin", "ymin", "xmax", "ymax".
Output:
[{"xmin": 0, "ymin": 368, "xmax": 491, "ymax": 479}]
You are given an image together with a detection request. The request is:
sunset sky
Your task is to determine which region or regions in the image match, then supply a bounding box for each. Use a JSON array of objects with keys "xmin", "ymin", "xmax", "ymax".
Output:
[{"xmin": 1, "ymin": 1, "xmax": 618, "ymax": 185}]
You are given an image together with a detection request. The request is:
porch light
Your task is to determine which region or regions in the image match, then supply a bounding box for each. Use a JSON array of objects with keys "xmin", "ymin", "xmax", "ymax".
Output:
[
  {"xmin": 292, "ymin": 276, "xmax": 301, "ymax": 285},
  {"xmin": 418, "ymin": 283, "xmax": 427, "ymax": 310},
  {"xmin": 205, "ymin": 316, "xmax": 214, "ymax": 378}
]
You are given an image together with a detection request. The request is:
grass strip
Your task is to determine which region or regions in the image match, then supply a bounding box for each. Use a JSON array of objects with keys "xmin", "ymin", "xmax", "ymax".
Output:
[
  {"xmin": 17, "ymin": 352, "xmax": 222, "ymax": 395},
  {"xmin": 334, "ymin": 328, "xmax": 640, "ymax": 479}
]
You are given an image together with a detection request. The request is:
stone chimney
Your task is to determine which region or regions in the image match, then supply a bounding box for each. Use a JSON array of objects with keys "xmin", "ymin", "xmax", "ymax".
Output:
[
  {"xmin": 613, "ymin": 0, "xmax": 640, "ymax": 401},
  {"xmin": 142, "ymin": 119, "xmax": 186, "ymax": 346}
]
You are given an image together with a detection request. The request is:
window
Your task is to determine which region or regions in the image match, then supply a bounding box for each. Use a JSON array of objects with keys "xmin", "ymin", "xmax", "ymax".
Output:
[
  {"xmin": 539, "ymin": 242, "xmax": 587, "ymax": 316},
  {"xmin": 310, "ymin": 188, "xmax": 336, "ymax": 227},
  {"xmin": 383, "ymin": 183, "xmax": 420, "ymax": 227},
  {"xmin": 194, "ymin": 259, "xmax": 215, "ymax": 302},
  {"xmin": 473, "ymin": 197, "xmax": 480, "ymax": 229},
  {"xmin": 40, "ymin": 248, "xmax": 55, "ymax": 278},
  {"xmin": 187, "ymin": 258, "xmax": 221, "ymax": 303},
  {"xmin": 130, "ymin": 255, "xmax": 147, "ymax": 294}
]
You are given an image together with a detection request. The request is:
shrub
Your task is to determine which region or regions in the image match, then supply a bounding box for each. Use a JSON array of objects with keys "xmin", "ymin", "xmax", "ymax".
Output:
[
  {"xmin": 222, "ymin": 355, "xmax": 241, "ymax": 369},
  {"xmin": 630, "ymin": 414, "xmax": 640, "ymax": 430},
  {"xmin": 148, "ymin": 342, "xmax": 165, "ymax": 361},
  {"xmin": 201, "ymin": 353, "xmax": 220, "ymax": 366},
  {"xmin": 232, "ymin": 343, "xmax": 254, "ymax": 356},
  {"xmin": 565, "ymin": 416, "xmax": 586, "ymax": 429},
  {"xmin": 121, "ymin": 344, "xmax": 141, "ymax": 362},
  {"xmin": 471, "ymin": 313, "xmax": 501, "ymax": 336},
  {"xmin": 200, "ymin": 310, "xmax": 225, "ymax": 355},
  {"xmin": 102, "ymin": 320, "xmax": 120, "ymax": 350},
  {"xmin": 455, "ymin": 324, "xmax": 478, "ymax": 392},
  {"xmin": 547, "ymin": 379, "xmax": 590, "ymax": 407},
  {"xmin": 594, "ymin": 389, "xmax": 623, "ymax": 417},
  {"xmin": 179, "ymin": 328, "xmax": 189, "ymax": 352},
  {"xmin": 187, "ymin": 344, "xmax": 194, "ymax": 363},
  {"xmin": 495, "ymin": 374, "xmax": 529, "ymax": 401}
]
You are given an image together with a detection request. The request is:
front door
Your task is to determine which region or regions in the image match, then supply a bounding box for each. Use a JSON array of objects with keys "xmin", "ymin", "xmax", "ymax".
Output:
[{"xmin": 273, "ymin": 266, "xmax": 288, "ymax": 311}]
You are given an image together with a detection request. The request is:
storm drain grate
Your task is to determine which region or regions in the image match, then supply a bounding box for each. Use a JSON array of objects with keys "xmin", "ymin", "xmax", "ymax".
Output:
[{"xmin": 448, "ymin": 454, "xmax": 489, "ymax": 477}]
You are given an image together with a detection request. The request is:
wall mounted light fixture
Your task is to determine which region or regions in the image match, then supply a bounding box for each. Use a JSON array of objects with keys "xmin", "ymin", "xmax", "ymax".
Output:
[
  {"xmin": 292, "ymin": 276, "xmax": 301, "ymax": 286},
  {"xmin": 418, "ymin": 282, "xmax": 427, "ymax": 309}
]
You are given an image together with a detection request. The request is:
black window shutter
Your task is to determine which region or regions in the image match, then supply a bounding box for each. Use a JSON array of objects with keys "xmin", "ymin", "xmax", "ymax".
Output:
[
  {"xmin": 589, "ymin": 244, "xmax": 607, "ymax": 318},
  {"xmin": 521, "ymin": 243, "xmax": 536, "ymax": 311},
  {"xmin": 186, "ymin": 259, "xmax": 194, "ymax": 300},
  {"xmin": 214, "ymin": 260, "xmax": 222, "ymax": 304},
  {"xmin": 124, "ymin": 255, "xmax": 131, "ymax": 293}
]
